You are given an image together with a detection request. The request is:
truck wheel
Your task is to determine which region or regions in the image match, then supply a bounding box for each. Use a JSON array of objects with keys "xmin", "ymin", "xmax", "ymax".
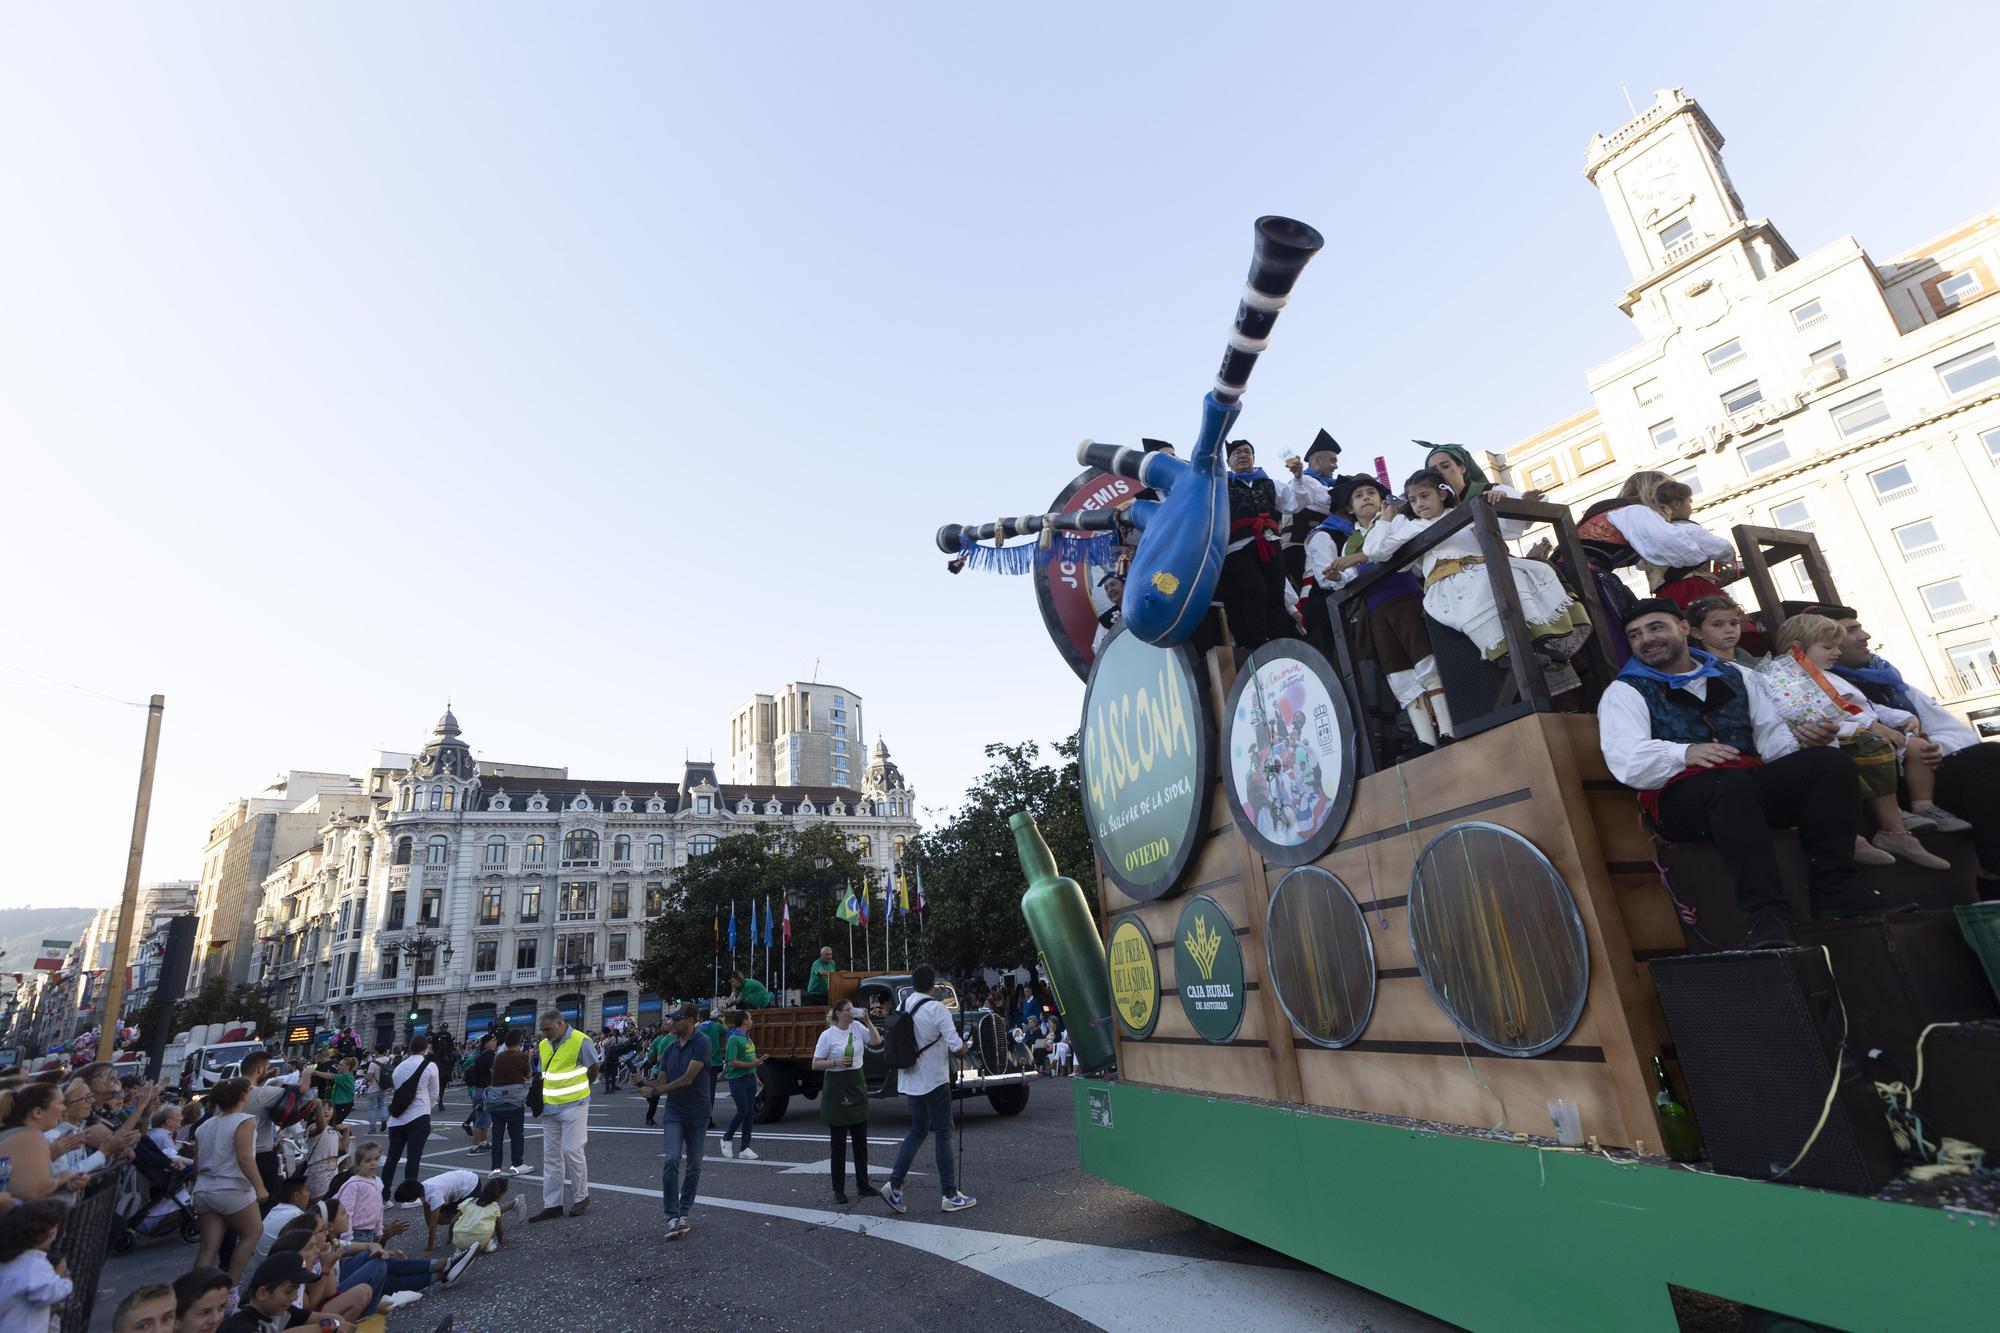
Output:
[
  {"xmin": 755, "ymin": 1066, "xmax": 792, "ymax": 1123},
  {"xmin": 987, "ymin": 1083, "xmax": 1030, "ymax": 1116}
]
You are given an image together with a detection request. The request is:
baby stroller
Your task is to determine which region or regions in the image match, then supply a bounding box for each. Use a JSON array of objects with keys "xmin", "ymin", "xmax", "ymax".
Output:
[{"xmin": 109, "ymin": 1135, "xmax": 200, "ymax": 1254}]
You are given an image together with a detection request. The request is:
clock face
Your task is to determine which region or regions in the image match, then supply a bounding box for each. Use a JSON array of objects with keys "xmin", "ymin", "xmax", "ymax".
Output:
[{"xmin": 1631, "ymin": 152, "xmax": 1683, "ymax": 206}]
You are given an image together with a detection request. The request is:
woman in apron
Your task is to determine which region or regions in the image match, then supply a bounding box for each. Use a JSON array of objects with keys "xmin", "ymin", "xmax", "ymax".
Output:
[{"xmin": 811, "ymin": 997, "xmax": 884, "ymax": 1206}]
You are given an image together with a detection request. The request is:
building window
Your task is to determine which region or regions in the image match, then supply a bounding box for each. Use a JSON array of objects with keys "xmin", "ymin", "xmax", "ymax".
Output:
[
  {"xmin": 484, "ymin": 836, "xmax": 507, "ymax": 866},
  {"xmin": 516, "ymin": 938, "xmax": 538, "ymax": 971},
  {"xmin": 1922, "ymin": 579, "xmax": 1974, "ymax": 621},
  {"xmin": 834, "ymin": 694, "xmax": 845, "ymax": 707},
  {"xmin": 1672, "ymin": 465, "xmax": 1704, "ymax": 496},
  {"xmin": 558, "ymin": 934, "xmax": 594, "ymax": 968},
  {"xmin": 524, "ymin": 835, "xmax": 545, "ymax": 865},
  {"xmin": 609, "ymin": 884, "xmax": 629, "ymax": 919},
  {"xmin": 1650, "ymin": 419, "xmax": 1679, "ymax": 449},
  {"xmin": 1740, "ymin": 431, "xmax": 1791, "ymax": 474},
  {"xmin": 688, "ymin": 835, "xmax": 717, "ymax": 857},
  {"xmin": 1576, "ymin": 438, "xmax": 1612, "ymax": 471},
  {"xmin": 429, "ymin": 787, "xmax": 443, "ymax": 811},
  {"xmin": 1893, "ymin": 519, "xmax": 1946, "ymax": 561},
  {"xmin": 1704, "ymin": 339, "xmax": 1746, "ymax": 373},
  {"xmin": 613, "ymin": 834, "xmax": 631, "ymax": 863},
  {"xmin": 1659, "ymin": 218, "xmax": 1693, "ymax": 251},
  {"xmin": 519, "ymin": 884, "xmax": 541, "ymax": 923},
  {"xmin": 645, "ymin": 882, "xmax": 667, "ymax": 916},
  {"xmin": 1938, "ymin": 344, "xmax": 2000, "ymax": 398},
  {"xmin": 1938, "ymin": 271, "xmax": 1985, "ymax": 308},
  {"xmin": 387, "ymin": 891, "xmax": 406, "ymax": 931},
  {"xmin": 696, "ymin": 795, "xmax": 712, "ymax": 815},
  {"xmin": 1868, "ymin": 462, "xmax": 1918, "ymax": 502},
  {"xmin": 1948, "ymin": 641, "xmax": 1998, "ymax": 692},
  {"xmin": 558, "ymin": 882, "xmax": 598, "ymax": 922},
  {"xmin": 425, "ymin": 836, "xmax": 449, "ymax": 866},
  {"xmin": 1832, "ymin": 391, "xmax": 1891, "ymax": 440},
  {"xmin": 608, "ymin": 930, "xmax": 628, "ymax": 964},
  {"xmin": 1633, "ymin": 378, "xmax": 1663, "ymax": 407},
  {"xmin": 393, "ymin": 837, "xmax": 413, "ymax": 866},
  {"xmin": 380, "ymin": 950, "xmax": 399, "ymax": 981},
  {"xmin": 1809, "ymin": 342, "xmax": 1847, "ymax": 376},
  {"xmin": 1771, "ymin": 499, "xmax": 1815, "ymax": 532},
  {"xmin": 893, "ymin": 834, "xmax": 907, "ymax": 861},
  {"xmin": 1528, "ymin": 462, "xmax": 1558, "ymax": 489},
  {"xmin": 561, "ymin": 830, "xmax": 600, "ymax": 866},
  {"xmin": 647, "ymin": 834, "xmax": 665, "ymax": 862},
  {"xmin": 474, "ymin": 940, "xmax": 498, "ymax": 973},
  {"xmin": 857, "ymin": 835, "xmax": 872, "ymax": 859},
  {"xmin": 419, "ymin": 888, "xmax": 441, "ymax": 927},
  {"xmin": 1720, "ymin": 380, "xmax": 1764, "ymax": 415},
  {"xmin": 1791, "ymin": 299, "xmax": 1827, "ymax": 330},
  {"xmin": 478, "ymin": 887, "xmax": 503, "ymax": 925}
]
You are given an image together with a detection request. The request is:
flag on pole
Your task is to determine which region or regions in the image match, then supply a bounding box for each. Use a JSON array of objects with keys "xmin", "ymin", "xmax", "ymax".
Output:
[
  {"xmin": 728, "ymin": 901, "xmax": 738, "ymax": 952},
  {"xmin": 34, "ymin": 941, "xmax": 71, "ymax": 970},
  {"xmin": 781, "ymin": 897, "xmax": 792, "ymax": 944},
  {"xmin": 749, "ymin": 898, "xmax": 758, "ymax": 949},
  {"xmin": 836, "ymin": 882, "xmax": 860, "ymax": 925},
  {"xmin": 859, "ymin": 883, "xmax": 870, "ymax": 926},
  {"xmin": 914, "ymin": 864, "xmax": 928, "ymax": 917},
  {"xmin": 763, "ymin": 896, "xmax": 773, "ymax": 950},
  {"xmin": 712, "ymin": 909, "xmax": 719, "ymax": 955},
  {"xmin": 895, "ymin": 870, "xmax": 911, "ymax": 915}
]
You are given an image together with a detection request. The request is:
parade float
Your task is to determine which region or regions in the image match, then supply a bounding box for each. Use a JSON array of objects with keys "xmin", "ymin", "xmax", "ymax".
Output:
[{"xmin": 939, "ymin": 218, "xmax": 2000, "ymax": 1331}]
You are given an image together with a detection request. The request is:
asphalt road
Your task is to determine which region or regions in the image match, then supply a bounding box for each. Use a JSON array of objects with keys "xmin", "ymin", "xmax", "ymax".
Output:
[{"xmin": 90, "ymin": 1078, "xmax": 1454, "ymax": 1333}]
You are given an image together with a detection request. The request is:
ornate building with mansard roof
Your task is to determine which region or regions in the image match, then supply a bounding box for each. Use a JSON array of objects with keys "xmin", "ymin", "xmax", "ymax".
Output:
[{"xmin": 248, "ymin": 708, "xmax": 919, "ymax": 1048}]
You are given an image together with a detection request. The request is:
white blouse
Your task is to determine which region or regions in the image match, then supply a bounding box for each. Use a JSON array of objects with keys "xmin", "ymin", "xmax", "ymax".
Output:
[{"xmin": 813, "ymin": 1022, "xmax": 879, "ymax": 1071}]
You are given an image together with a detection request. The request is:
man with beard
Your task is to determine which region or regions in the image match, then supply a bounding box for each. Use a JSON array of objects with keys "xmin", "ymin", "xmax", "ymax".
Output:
[{"xmin": 1598, "ymin": 599, "xmax": 1915, "ymax": 948}]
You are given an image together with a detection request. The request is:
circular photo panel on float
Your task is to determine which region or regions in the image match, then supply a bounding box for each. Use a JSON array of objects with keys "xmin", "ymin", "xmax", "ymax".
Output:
[
  {"xmin": 1406, "ymin": 822, "xmax": 1590, "ymax": 1058},
  {"xmin": 1265, "ymin": 867, "xmax": 1376, "ymax": 1048},
  {"xmin": 1173, "ymin": 895, "xmax": 1245, "ymax": 1044},
  {"xmin": 1220, "ymin": 638, "xmax": 1357, "ymax": 866},
  {"xmin": 1104, "ymin": 913, "xmax": 1161, "ymax": 1040},
  {"xmin": 1078, "ymin": 627, "xmax": 1215, "ymax": 902}
]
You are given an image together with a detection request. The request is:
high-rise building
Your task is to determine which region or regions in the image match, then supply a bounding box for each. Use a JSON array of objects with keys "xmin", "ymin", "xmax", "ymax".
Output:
[
  {"xmin": 728, "ymin": 682, "xmax": 866, "ymax": 789},
  {"xmin": 1499, "ymin": 88, "xmax": 2000, "ymax": 720}
]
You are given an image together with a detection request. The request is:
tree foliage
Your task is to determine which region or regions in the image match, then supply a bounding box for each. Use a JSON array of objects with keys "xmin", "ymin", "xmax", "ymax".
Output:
[
  {"xmin": 908, "ymin": 736, "xmax": 1093, "ymax": 978},
  {"xmin": 128, "ymin": 976, "xmax": 277, "ymax": 1044},
  {"xmin": 637, "ymin": 823, "xmax": 870, "ymax": 1002}
]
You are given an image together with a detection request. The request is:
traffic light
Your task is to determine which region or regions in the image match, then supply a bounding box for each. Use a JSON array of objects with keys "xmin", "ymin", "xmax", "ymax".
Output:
[{"xmin": 408, "ymin": 1010, "xmax": 419, "ymax": 1022}]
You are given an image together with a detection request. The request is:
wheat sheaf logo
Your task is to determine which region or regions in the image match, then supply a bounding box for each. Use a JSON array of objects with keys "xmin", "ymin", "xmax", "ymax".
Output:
[{"xmin": 1184, "ymin": 913, "xmax": 1223, "ymax": 982}]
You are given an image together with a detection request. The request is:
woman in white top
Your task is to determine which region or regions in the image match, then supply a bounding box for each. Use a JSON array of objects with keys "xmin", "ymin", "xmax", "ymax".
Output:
[
  {"xmin": 191, "ymin": 1075, "xmax": 268, "ymax": 1286},
  {"xmin": 810, "ymin": 998, "xmax": 883, "ymax": 1206},
  {"xmin": 301, "ymin": 1099, "xmax": 348, "ymax": 1202},
  {"xmin": 47, "ymin": 1082, "xmax": 108, "ymax": 1178},
  {"xmin": 0, "ymin": 1086, "xmax": 87, "ymax": 1205}
]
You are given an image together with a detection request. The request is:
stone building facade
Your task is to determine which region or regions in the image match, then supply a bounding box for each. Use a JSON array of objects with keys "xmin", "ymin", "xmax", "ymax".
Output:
[
  {"xmin": 1498, "ymin": 88, "xmax": 2000, "ymax": 723},
  {"xmin": 728, "ymin": 682, "xmax": 866, "ymax": 788},
  {"xmin": 246, "ymin": 709, "xmax": 919, "ymax": 1048}
]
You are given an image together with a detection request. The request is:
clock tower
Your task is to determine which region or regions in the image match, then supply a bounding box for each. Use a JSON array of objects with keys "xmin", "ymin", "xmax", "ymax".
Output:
[{"xmin": 1584, "ymin": 88, "xmax": 1795, "ymax": 329}]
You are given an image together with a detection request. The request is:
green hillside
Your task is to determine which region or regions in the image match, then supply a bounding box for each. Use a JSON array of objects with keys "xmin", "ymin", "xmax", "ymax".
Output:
[{"xmin": 0, "ymin": 907, "xmax": 102, "ymax": 978}]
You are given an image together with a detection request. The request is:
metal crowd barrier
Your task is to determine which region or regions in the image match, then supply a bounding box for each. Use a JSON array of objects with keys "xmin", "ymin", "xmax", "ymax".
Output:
[{"xmin": 51, "ymin": 1171, "xmax": 121, "ymax": 1333}]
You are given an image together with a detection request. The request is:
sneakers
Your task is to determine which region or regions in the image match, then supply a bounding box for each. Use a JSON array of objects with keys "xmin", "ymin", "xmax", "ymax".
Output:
[
  {"xmin": 833, "ymin": 1189, "xmax": 849, "ymax": 1206},
  {"xmin": 1873, "ymin": 830, "xmax": 1952, "ymax": 871},
  {"xmin": 466, "ymin": 1144, "xmax": 486, "ymax": 1155},
  {"xmin": 507, "ymin": 1164, "xmax": 527, "ymax": 1176},
  {"xmin": 442, "ymin": 1245, "xmax": 479, "ymax": 1284},
  {"xmin": 1913, "ymin": 803, "xmax": 1974, "ymax": 834},
  {"xmin": 879, "ymin": 1182, "xmax": 907, "ymax": 1214},
  {"xmin": 719, "ymin": 1142, "xmax": 736, "ymax": 1159},
  {"xmin": 483, "ymin": 1238, "xmax": 499, "ymax": 1254},
  {"xmin": 378, "ymin": 1291, "xmax": 424, "ymax": 1312},
  {"xmin": 1816, "ymin": 883, "xmax": 1920, "ymax": 919},
  {"xmin": 1853, "ymin": 835, "xmax": 1896, "ymax": 867},
  {"xmin": 941, "ymin": 1191, "xmax": 978, "ymax": 1213},
  {"xmin": 1745, "ymin": 912, "xmax": 1799, "ymax": 950},
  {"xmin": 665, "ymin": 1215, "xmax": 691, "ymax": 1241},
  {"xmin": 737, "ymin": 1148, "xmax": 759, "ymax": 1161}
]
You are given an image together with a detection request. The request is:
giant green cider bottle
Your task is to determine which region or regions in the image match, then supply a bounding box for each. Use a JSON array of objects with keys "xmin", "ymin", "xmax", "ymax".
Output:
[{"xmin": 1013, "ymin": 811, "xmax": 1117, "ymax": 1078}]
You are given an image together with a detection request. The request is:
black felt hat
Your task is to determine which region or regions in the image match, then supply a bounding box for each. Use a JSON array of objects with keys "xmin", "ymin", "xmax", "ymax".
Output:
[
  {"xmin": 1305, "ymin": 429, "xmax": 1341, "ymax": 463},
  {"xmin": 1328, "ymin": 472, "xmax": 1388, "ymax": 517},
  {"xmin": 1621, "ymin": 597, "xmax": 1686, "ymax": 630},
  {"xmin": 1140, "ymin": 438, "xmax": 1175, "ymax": 453}
]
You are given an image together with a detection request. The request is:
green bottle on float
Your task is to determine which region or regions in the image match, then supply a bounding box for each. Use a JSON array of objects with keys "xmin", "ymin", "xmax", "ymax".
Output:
[
  {"xmin": 1651, "ymin": 1056, "xmax": 1703, "ymax": 1163},
  {"xmin": 1012, "ymin": 811, "xmax": 1117, "ymax": 1078}
]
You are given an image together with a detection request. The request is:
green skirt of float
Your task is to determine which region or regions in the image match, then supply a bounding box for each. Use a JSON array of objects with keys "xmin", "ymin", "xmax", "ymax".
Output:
[{"xmin": 820, "ymin": 1067, "xmax": 869, "ymax": 1126}]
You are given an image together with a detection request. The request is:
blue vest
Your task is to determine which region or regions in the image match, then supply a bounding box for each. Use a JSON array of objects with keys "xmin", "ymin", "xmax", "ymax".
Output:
[{"xmin": 1621, "ymin": 662, "xmax": 1758, "ymax": 754}]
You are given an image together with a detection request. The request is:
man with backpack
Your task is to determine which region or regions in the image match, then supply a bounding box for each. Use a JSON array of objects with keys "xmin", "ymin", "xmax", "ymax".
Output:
[
  {"xmin": 365, "ymin": 1046, "xmax": 394, "ymax": 1131},
  {"xmin": 878, "ymin": 964, "xmax": 975, "ymax": 1216},
  {"xmin": 382, "ymin": 1035, "xmax": 441, "ymax": 1200},
  {"xmin": 238, "ymin": 1050, "xmax": 314, "ymax": 1200}
]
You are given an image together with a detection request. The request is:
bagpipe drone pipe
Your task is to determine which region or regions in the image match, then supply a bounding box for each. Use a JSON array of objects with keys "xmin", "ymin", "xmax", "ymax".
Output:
[{"xmin": 932, "ymin": 216, "xmax": 1325, "ymax": 647}]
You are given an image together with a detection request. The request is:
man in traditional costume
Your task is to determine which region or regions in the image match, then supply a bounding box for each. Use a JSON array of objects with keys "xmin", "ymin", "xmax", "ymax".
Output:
[
  {"xmin": 1281, "ymin": 429, "xmax": 1342, "ymax": 591},
  {"xmin": 1598, "ymin": 599, "xmax": 1916, "ymax": 949},
  {"xmin": 1220, "ymin": 439, "xmax": 1329, "ymax": 652}
]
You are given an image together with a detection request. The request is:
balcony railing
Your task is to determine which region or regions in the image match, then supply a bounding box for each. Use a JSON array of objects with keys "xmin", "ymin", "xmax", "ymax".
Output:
[{"xmin": 1900, "ymin": 540, "xmax": 1949, "ymax": 562}]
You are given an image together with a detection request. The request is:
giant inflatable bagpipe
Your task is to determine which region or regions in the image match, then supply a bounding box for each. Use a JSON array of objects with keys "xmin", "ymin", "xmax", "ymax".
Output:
[{"xmin": 934, "ymin": 215, "xmax": 1324, "ymax": 647}]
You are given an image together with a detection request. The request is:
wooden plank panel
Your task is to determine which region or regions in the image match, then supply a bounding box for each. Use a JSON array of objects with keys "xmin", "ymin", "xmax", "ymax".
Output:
[{"xmin": 1296, "ymin": 1047, "xmax": 1626, "ymax": 1145}]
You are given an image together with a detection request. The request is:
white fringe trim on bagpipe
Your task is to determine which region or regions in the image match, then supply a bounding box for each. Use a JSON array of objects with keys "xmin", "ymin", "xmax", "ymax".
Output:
[{"xmin": 956, "ymin": 529, "xmax": 1120, "ymax": 576}]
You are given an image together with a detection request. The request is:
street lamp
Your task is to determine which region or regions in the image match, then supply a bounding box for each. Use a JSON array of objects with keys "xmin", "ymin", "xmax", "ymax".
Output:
[
  {"xmin": 399, "ymin": 931, "xmax": 453, "ymax": 1040},
  {"xmin": 556, "ymin": 959, "xmax": 598, "ymax": 1027}
]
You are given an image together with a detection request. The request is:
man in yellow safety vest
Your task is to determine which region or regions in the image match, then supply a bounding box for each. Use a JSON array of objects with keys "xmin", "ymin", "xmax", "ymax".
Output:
[{"xmin": 528, "ymin": 1007, "xmax": 600, "ymax": 1223}]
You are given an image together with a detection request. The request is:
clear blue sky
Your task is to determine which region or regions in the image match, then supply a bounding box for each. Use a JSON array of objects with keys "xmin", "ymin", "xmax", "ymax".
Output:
[{"xmin": 4, "ymin": 3, "xmax": 1996, "ymax": 910}]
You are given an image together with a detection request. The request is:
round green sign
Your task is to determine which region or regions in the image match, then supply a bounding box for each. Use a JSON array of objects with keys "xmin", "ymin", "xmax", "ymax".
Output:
[
  {"xmin": 1079, "ymin": 627, "xmax": 1214, "ymax": 901},
  {"xmin": 1173, "ymin": 895, "xmax": 1245, "ymax": 1043}
]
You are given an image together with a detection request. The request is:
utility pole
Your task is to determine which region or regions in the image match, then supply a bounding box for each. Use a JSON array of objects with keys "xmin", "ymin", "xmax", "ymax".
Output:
[{"xmin": 98, "ymin": 694, "xmax": 164, "ymax": 1053}]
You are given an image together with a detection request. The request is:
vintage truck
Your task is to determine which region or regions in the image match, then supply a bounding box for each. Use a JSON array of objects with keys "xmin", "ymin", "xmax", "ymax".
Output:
[{"xmin": 742, "ymin": 970, "xmax": 1034, "ymax": 1122}]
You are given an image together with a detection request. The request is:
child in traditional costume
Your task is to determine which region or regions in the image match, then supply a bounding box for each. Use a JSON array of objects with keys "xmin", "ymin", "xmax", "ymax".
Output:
[
  {"xmin": 1685, "ymin": 595, "xmax": 1766, "ymax": 669},
  {"xmin": 1363, "ymin": 469, "xmax": 1592, "ymax": 695},
  {"xmin": 1313, "ymin": 474, "xmax": 1451, "ymax": 746},
  {"xmin": 1574, "ymin": 470, "xmax": 1741, "ymax": 660},
  {"xmin": 1764, "ymin": 614, "xmax": 1950, "ymax": 869}
]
